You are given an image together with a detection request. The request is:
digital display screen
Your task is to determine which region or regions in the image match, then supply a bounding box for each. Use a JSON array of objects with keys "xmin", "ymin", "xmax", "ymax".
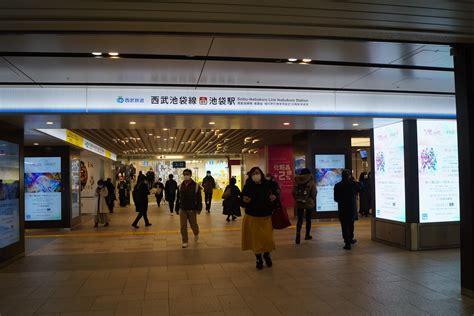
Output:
[
  {"xmin": 25, "ymin": 157, "xmax": 62, "ymax": 221},
  {"xmin": 374, "ymin": 122, "xmax": 406, "ymax": 222},
  {"xmin": 0, "ymin": 140, "xmax": 20, "ymax": 249},
  {"xmin": 315, "ymin": 154, "xmax": 345, "ymax": 212},
  {"xmin": 359, "ymin": 150, "xmax": 368, "ymax": 159},
  {"xmin": 417, "ymin": 120, "xmax": 460, "ymax": 223}
]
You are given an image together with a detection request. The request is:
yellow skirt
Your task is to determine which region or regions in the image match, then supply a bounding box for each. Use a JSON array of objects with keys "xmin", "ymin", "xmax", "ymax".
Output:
[{"xmin": 241, "ymin": 214, "xmax": 275, "ymax": 253}]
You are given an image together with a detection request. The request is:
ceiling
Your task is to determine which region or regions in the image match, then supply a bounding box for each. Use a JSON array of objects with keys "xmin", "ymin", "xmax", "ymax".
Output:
[
  {"xmin": 0, "ymin": 1, "xmax": 473, "ymax": 43},
  {"xmin": 16, "ymin": 114, "xmax": 401, "ymax": 156},
  {"xmin": 0, "ymin": 34, "xmax": 454, "ymax": 93}
]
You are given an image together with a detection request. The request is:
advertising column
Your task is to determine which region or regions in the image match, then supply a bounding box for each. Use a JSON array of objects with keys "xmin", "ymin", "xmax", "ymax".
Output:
[
  {"xmin": 24, "ymin": 157, "xmax": 62, "ymax": 221},
  {"xmin": 0, "ymin": 141, "xmax": 20, "ymax": 249},
  {"xmin": 417, "ymin": 120, "xmax": 460, "ymax": 223},
  {"xmin": 268, "ymin": 145, "xmax": 294, "ymax": 208},
  {"xmin": 373, "ymin": 122, "xmax": 406, "ymax": 222}
]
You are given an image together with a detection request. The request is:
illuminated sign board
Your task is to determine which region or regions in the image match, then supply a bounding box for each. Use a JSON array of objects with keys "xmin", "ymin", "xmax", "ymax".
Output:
[
  {"xmin": 417, "ymin": 120, "xmax": 460, "ymax": 223},
  {"xmin": 315, "ymin": 154, "xmax": 345, "ymax": 212},
  {"xmin": 374, "ymin": 122, "xmax": 406, "ymax": 222}
]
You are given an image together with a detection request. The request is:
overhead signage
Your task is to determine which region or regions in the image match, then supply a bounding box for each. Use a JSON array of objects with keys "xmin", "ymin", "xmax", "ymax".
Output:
[
  {"xmin": 374, "ymin": 122, "xmax": 406, "ymax": 222},
  {"xmin": 37, "ymin": 129, "xmax": 117, "ymax": 161},
  {"xmin": 0, "ymin": 140, "xmax": 20, "ymax": 249},
  {"xmin": 25, "ymin": 157, "xmax": 62, "ymax": 221},
  {"xmin": 417, "ymin": 120, "xmax": 460, "ymax": 223},
  {"xmin": 172, "ymin": 161, "xmax": 186, "ymax": 168},
  {"xmin": 0, "ymin": 87, "xmax": 455, "ymax": 118},
  {"xmin": 315, "ymin": 154, "xmax": 345, "ymax": 212}
]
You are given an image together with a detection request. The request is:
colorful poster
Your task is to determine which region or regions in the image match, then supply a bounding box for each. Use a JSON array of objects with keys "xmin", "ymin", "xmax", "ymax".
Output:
[
  {"xmin": 268, "ymin": 145, "xmax": 295, "ymax": 208},
  {"xmin": 315, "ymin": 154, "xmax": 345, "ymax": 212},
  {"xmin": 25, "ymin": 157, "xmax": 62, "ymax": 221},
  {"xmin": 417, "ymin": 120, "xmax": 459, "ymax": 223},
  {"xmin": 374, "ymin": 122, "xmax": 406, "ymax": 222},
  {"xmin": 0, "ymin": 140, "xmax": 20, "ymax": 249}
]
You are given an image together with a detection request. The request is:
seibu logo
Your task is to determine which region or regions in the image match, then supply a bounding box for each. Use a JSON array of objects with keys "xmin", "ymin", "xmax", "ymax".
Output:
[{"xmin": 199, "ymin": 97, "xmax": 208, "ymax": 105}]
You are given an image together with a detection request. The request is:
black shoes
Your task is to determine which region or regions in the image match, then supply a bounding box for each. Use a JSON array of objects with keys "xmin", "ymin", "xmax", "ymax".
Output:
[
  {"xmin": 263, "ymin": 252, "xmax": 272, "ymax": 268},
  {"xmin": 351, "ymin": 239, "xmax": 357, "ymax": 244},
  {"xmin": 145, "ymin": 223, "xmax": 152, "ymax": 227},
  {"xmin": 255, "ymin": 254, "xmax": 264, "ymax": 270},
  {"xmin": 305, "ymin": 235, "xmax": 313, "ymax": 240},
  {"xmin": 226, "ymin": 217, "xmax": 231, "ymax": 222},
  {"xmin": 344, "ymin": 244, "xmax": 351, "ymax": 250},
  {"xmin": 295, "ymin": 234, "xmax": 301, "ymax": 244},
  {"xmin": 232, "ymin": 216, "xmax": 237, "ymax": 221},
  {"xmin": 104, "ymin": 223, "xmax": 109, "ymax": 227},
  {"xmin": 132, "ymin": 224, "xmax": 139, "ymax": 228}
]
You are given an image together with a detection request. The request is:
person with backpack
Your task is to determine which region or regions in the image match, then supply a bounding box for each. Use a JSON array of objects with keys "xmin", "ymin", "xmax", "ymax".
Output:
[
  {"xmin": 131, "ymin": 174, "xmax": 152, "ymax": 228},
  {"xmin": 293, "ymin": 168, "xmax": 317, "ymax": 244},
  {"xmin": 176, "ymin": 169, "xmax": 202, "ymax": 248},
  {"xmin": 153, "ymin": 177, "xmax": 164, "ymax": 207},
  {"xmin": 164, "ymin": 174, "xmax": 179, "ymax": 215}
]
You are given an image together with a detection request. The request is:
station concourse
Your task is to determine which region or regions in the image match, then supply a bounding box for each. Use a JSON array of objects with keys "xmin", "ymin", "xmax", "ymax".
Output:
[{"xmin": 1, "ymin": 2, "xmax": 474, "ymax": 315}]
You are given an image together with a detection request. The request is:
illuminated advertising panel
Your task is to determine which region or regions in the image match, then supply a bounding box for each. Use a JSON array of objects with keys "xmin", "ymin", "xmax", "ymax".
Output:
[
  {"xmin": 374, "ymin": 122, "xmax": 406, "ymax": 222},
  {"xmin": 417, "ymin": 120, "xmax": 459, "ymax": 223},
  {"xmin": 315, "ymin": 154, "xmax": 345, "ymax": 212},
  {"xmin": 25, "ymin": 157, "xmax": 62, "ymax": 221},
  {"xmin": 0, "ymin": 140, "xmax": 20, "ymax": 248}
]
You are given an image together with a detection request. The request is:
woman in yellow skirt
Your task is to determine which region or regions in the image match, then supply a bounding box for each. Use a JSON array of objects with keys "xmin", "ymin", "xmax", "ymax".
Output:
[{"xmin": 241, "ymin": 166, "xmax": 278, "ymax": 270}]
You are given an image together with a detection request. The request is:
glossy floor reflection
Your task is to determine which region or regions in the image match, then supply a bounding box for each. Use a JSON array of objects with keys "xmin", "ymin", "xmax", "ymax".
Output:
[{"xmin": 0, "ymin": 202, "xmax": 472, "ymax": 316}]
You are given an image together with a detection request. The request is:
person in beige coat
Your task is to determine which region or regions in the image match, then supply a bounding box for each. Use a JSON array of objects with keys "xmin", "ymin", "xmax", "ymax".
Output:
[{"xmin": 95, "ymin": 179, "xmax": 110, "ymax": 227}]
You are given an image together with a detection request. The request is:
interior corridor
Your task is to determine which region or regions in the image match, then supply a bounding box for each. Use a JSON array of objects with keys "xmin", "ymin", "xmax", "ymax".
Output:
[{"xmin": 0, "ymin": 203, "xmax": 470, "ymax": 316}]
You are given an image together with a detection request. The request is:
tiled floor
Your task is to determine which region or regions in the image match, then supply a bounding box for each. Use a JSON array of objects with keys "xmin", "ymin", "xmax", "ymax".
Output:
[{"xmin": 1, "ymin": 202, "xmax": 473, "ymax": 315}]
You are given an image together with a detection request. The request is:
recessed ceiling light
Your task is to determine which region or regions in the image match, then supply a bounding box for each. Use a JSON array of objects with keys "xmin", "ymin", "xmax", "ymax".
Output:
[
  {"xmin": 129, "ymin": 121, "xmax": 136, "ymax": 125},
  {"xmin": 302, "ymin": 58, "xmax": 312, "ymax": 63},
  {"xmin": 92, "ymin": 52, "xmax": 102, "ymax": 56},
  {"xmin": 283, "ymin": 122, "xmax": 290, "ymax": 126},
  {"xmin": 170, "ymin": 137, "xmax": 174, "ymax": 139},
  {"xmin": 46, "ymin": 121, "xmax": 53, "ymax": 125},
  {"xmin": 156, "ymin": 136, "xmax": 161, "ymax": 138},
  {"xmin": 209, "ymin": 122, "xmax": 215, "ymax": 125},
  {"xmin": 163, "ymin": 128, "xmax": 168, "ymax": 131},
  {"xmin": 353, "ymin": 123, "xmax": 360, "ymax": 127},
  {"xmin": 108, "ymin": 52, "xmax": 119, "ymax": 56},
  {"xmin": 288, "ymin": 58, "xmax": 298, "ymax": 62},
  {"xmin": 148, "ymin": 133, "xmax": 153, "ymax": 136},
  {"xmin": 164, "ymin": 138, "xmax": 167, "ymax": 141},
  {"xmin": 33, "ymin": 143, "xmax": 39, "ymax": 146}
]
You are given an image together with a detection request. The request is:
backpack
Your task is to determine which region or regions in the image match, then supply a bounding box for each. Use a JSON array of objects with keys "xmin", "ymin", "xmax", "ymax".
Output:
[{"xmin": 294, "ymin": 184, "xmax": 310, "ymax": 206}]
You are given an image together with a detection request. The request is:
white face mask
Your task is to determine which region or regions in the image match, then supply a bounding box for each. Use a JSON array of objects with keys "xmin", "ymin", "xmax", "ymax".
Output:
[
  {"xmin": 184, "ymin": 175, "xmax": 191, "ymax": 181},
  {"xmin": 252, "ymin": 174, "xmax": 261, "ymax": 183}
]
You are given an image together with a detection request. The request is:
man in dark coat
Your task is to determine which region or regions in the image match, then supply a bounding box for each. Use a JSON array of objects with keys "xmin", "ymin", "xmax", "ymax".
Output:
[
  {"xmin": 153, "ymin": 177, "xmax": 165, "ymax": 207},
  {"xmin": 146, "ymin": 168, "xmax": 155, "ymax": 190},
  {"xmin": 202, "ymin": 171, "xmax": 216, "ymax": 213},
  {"xmin": 334, "ymin": 169, "xmax": 363, "ymax": 250},
  {"xmin": 165, "ymin": 174, "xmax": 179, "ymax": 215},
  {"xmin": 132, "ymin": 174, "xmax": 152, "ymax": 228},
  {"xmin": 105, "ymin": 178, "xmax": 116, "ymax": 213},
  {"xmin": 176, "ymin": 169, "xmax": 202, "ymax": 248}
]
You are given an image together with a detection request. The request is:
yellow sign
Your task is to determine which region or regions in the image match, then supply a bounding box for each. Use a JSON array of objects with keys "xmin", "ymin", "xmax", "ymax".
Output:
[{"xmin": 66, "ymin": 130, "xmax": 84, "ymax": 148}]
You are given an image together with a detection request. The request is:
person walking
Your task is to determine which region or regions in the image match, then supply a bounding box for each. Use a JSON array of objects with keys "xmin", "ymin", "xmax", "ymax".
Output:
[
  {"xmin": 241, "ymin": 167, "xmax": 277, "ymax": 270},
  {"xmin": 202, "ymin": 171, "xmax": 216, "ymax": 213},
  {"xmin": 132, "ymin": 174, "xmax": 152, "ymax": 228},
  {"xmin": 177, "ymin": 169, "xmax": 202, "ymax": 248},
  {"xmin": 94, "ymin": 180, "xmax": 110, "ymax": 227},
  {"xmin": 222, "ymin": 177, "xmax": 242, "ymax": 222},
  {"xmin": 334, "ymin": 169, "xmax": 363, "ymax": 250},
  {"xmin": 165, "ymin": 174, "xmax": 178, "ymax": 215},
  {"xmin": 153, "ymin": 178, "xmax": 165, "ymax": 207},
  {"xmin": 105, "ymin": 178, "xmax": 116, "ymax": 213},
  {"xmin": 146, "ymin": 168, "xmax": 155, "ymax": 190},
  {"xmin": 293, "ymin": 168, "xmax": 317, "ymax": 244},
  {"xmin": 117, "ymin": 177, "xmax": 127, "ymax": 207}
]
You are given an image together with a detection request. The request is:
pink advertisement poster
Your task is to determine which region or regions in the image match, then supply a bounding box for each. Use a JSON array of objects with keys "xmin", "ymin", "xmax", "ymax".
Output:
[{"xmin": 268, "ymin": 145, "xmax": 294, "ymax": 208}]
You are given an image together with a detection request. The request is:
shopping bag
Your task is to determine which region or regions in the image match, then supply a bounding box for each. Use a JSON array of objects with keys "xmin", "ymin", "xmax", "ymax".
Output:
[{"xmin": 272, "ymin": 204, "xmax": 291, "ymax": 229}]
